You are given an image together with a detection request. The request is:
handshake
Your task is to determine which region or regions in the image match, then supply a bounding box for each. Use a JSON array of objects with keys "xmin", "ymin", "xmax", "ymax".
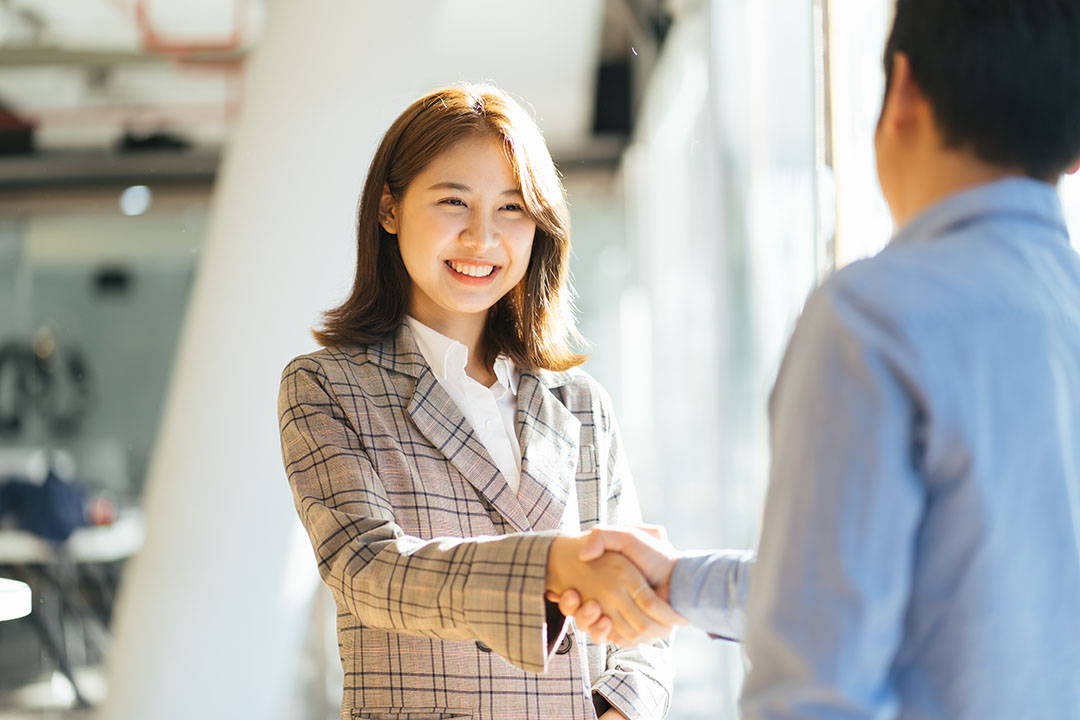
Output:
[{"xmin": 544, "ymin": 526, "xmax": 688, "ymax": 647}]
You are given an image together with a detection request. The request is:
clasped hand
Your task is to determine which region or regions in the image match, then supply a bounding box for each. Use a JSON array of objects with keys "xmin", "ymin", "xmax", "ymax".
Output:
[{"xmin": 545, "ymin": 526, "xmax": 688, "ymax": 646}]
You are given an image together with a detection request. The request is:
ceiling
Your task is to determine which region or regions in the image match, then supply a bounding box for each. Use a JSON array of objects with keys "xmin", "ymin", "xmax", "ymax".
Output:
[
  {"xmin": 0, "ymin": 0, "xmax": 259, "ymax": 150},
  {"xmin": 0, "ymin": 0, "xmax": 665, "ymax": 185}
]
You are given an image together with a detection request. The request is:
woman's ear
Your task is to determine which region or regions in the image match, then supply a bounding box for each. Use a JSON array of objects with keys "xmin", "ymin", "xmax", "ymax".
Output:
[{"xmin": 379, "ymin": 184, "xmax": 399, "ymax": 234}]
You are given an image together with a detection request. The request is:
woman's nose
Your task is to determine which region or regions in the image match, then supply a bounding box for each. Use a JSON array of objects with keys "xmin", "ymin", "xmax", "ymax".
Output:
[{"xmin": 460, "ymin": 213, "xmax": 498, "ymax": 251}]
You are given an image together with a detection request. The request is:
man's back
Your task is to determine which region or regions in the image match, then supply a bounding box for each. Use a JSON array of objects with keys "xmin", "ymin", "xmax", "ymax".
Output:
[{"xmin": 742, "ymin": 178, "xmax": 1080, "ymax": 719}]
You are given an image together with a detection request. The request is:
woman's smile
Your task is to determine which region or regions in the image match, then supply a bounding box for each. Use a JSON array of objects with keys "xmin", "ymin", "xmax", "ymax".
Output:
[{"xmin": 445, "ymin": 258, "xmax": 500, "ymax": 282}]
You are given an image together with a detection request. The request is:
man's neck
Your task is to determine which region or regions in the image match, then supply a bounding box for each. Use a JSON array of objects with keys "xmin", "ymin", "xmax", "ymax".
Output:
[{"xmin": 892, "ymin": 150, "xmax": 1028, "ymax": 228}]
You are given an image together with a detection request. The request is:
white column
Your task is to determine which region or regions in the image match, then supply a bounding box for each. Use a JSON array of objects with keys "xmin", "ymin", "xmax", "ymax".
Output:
[{"xmin": 98, "ymin": 4, "xmax": 433, "ymax": 719}]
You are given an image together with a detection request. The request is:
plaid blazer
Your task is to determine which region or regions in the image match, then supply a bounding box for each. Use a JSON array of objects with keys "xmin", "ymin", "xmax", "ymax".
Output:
[{"xmin": 278, "ymin": 324, "xmax": 672, "ymax": 720}]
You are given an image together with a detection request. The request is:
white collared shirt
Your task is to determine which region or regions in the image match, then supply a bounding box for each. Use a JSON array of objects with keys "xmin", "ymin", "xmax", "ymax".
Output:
[{"xmin": 405, "ymin": 316, "xmax": 522, "ymax": 494}]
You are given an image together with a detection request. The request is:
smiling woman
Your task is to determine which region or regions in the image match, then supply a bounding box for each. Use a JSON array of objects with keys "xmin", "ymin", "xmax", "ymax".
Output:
[
  {"xmin": 277, "ymin": 84, "xmax": 676, "ymax": 720},
  {"xmin": 315, "ymin": 86, "xmax": 582, "ymax": 374},
  {"xmin": 380, "ymin": 135, "xmax": 538, "ymax": 379}
]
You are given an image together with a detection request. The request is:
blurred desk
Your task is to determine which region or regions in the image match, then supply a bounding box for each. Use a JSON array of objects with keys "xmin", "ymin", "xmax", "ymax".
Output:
[
  {"xmin": 0, "ymin": 511, "xmax": 143, "ymax": 708},
  {"xmin": 0, "ymin": 511, "xmax": 143, "ymax": 565},
  {"xmin": 0, "ymin": 578, "xmax": 31, "ymax": 621}
]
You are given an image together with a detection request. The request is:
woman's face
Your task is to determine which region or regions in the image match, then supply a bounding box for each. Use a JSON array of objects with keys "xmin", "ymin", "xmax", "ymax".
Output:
[{"xmin": 383, "ymin": 134, "xmax": 537, "ymax": 330}]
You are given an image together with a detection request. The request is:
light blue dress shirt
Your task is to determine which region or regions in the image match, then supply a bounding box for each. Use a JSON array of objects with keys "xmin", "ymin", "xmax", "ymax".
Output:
[{"xmin": 672, "ymin": 178, "xmax": 1080, "ymax": 719}]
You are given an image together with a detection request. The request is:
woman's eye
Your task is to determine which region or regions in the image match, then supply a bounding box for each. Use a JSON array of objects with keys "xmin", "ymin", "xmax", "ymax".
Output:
[
  {"xmin": 501, "ymin": 203, "xmax": 524, "ymax": 212},
  {"xmin": 439, "ymin": 198, "xmax": 466, "ymax": 207}
]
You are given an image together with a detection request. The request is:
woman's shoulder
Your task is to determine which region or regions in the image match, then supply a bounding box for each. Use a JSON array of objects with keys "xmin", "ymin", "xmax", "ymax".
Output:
[
  {"xmin": 282, "ymin": 344, "xmax": 357, "ymax": 372},
  {"xmin": 279, "ymin": 343, "xmax": 391, "ymax": 388},
  {"xmin": 535, "ymin": 365, "xmax": 615, "ymax": 414}
]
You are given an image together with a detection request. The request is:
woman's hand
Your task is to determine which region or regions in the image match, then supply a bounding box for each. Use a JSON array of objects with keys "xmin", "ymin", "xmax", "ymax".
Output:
[
  {"xmin": 546, "ymin": 534, "xmax": 683, "ymax": 646},
  {"xmin": 598, "ymin": 709, "xmax": 630, "ymax": 720},
  {"xmin": 547, "ymin": 525, "xmax": 688, "ymax": 645}
]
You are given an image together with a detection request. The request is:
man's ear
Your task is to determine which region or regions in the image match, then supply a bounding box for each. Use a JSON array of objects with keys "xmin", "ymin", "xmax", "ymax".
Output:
[
  {"xmin": 879, "ymin": 52, "xmax": 924, "ymax": 140},
  {"xmin": 1067, "ymin": 157, "xmax": 1080, "ymax": 176},
  {"xmin": 379, "ymin": 184, "xmax": 399, "ymax": 234}
]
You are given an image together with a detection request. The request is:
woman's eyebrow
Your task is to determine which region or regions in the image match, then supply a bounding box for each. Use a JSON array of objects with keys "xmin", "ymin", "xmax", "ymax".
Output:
[
  {"xmin": 428, "ymin": 181, "xmax": 470, "ymax": 191},
  {"xmin": 426, "ymin": 182, "xmax": 522, "ymax": 196}
]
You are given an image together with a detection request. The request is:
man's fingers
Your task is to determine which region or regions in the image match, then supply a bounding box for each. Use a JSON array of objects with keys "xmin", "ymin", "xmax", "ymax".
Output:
[
  {"xmin": 604, "ymin": 582, "xmax": 682, "ymax": 646},
  {"xmin": 612, "ymin": 584, "xmax": 669, "ymax": 641},
  {"xmin": 578, "ymin": 526, "xmax": 639, "ymax": 561},
  {"xmin": 634, "ymin": 523, "xmax": 667, "ymax": 542},
  {"xmin": 578, "ymin": 531, "xmax": 608, "ymax": 561},
  {"xmin": 632, "ymin": 585, "xmax": 688, "ymax": 628},
  {"xmin": 606, "ymin": 609, "xmax": 642, "ymax": 642}
]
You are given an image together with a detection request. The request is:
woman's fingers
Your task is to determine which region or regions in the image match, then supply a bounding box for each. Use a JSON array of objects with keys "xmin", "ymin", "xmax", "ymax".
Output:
[
  {"xmin": 590, "ymin": 616, "xmax": 613, "ymax": 643},
  {"xmin": 574, "ymin": 598, "xmax": 603, "ymax": 628},
  {"xmin": 555, "ymin": 589, "xmax": 583, "ymax": 617}
]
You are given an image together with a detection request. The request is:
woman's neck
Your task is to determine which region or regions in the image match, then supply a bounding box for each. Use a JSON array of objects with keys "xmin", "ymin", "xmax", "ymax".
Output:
[{"xmin": 409, "ymin": 307, "xmax": 496, "ymax": 386}]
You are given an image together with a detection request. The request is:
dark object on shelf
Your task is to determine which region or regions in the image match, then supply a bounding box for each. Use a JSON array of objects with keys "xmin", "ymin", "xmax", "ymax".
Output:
[
  {"xmin": 94, "ymin": 265, "xmax": 134, "ymax": 298},
  {"xmin": 117, "ymin": 130, "xmax": 191, "ymax": 153},
  {"xmin": 593, "ymin": 59, "xmax": 633, "ymax": 136},
  {"xmin": 0, "ymin": 102, "xmax": 35, "ymax": 156}
]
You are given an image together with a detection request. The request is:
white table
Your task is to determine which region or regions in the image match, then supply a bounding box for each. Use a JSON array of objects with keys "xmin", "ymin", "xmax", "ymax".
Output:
[{"xmin": 0, "ymin": 577, "xmax": 31, "ymax": 621}]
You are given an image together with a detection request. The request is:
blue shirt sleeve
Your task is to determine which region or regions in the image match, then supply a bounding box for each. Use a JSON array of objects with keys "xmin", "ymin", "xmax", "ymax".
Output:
[
  {"xmin": 740, "ymin": 282, "xmax": 925, "ymax": 720},
  {"xmin": 668, "ymin": 550, "xmax": 755, "ymax": 642}
]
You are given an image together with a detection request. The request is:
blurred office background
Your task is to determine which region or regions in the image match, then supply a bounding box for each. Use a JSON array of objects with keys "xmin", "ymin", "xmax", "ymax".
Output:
[{"xmin": 1, "ymin": 1, "xmax": 1078, "ymax": 719}]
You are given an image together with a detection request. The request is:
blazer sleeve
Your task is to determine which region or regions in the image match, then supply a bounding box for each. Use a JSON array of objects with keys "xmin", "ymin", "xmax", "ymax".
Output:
[
  {"xmin": 590, "ymin": 393, "xmax": 675, "ymax": 720},
  {"xmin": 279, "ymin": 356, "xmax": 563, "ymax": 674}
]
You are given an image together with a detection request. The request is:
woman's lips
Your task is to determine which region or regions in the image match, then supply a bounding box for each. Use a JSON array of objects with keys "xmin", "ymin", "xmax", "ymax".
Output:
[{"xmin": 445, "ymin": 259, "xmax": 500, "ymax": 285}]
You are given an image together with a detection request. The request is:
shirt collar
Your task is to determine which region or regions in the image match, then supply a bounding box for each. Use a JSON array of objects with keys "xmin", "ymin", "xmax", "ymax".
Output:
[
  {"xmin": 404, "ymin": 316, "xmax": 518, "ymax": 396},
  {"xmin": 493, "ymin": 354, "xmax": 519, "ymax": 396},
  {"xmin": 890, "ymin": 177, "xmax": 1070, "ymax": 249}
]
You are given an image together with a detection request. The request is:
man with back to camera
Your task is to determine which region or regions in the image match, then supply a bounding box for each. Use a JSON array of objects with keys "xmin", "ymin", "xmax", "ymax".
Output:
[{"xmin": 550, "ymin": 0, "xmax": 1080, "ymax": 716}]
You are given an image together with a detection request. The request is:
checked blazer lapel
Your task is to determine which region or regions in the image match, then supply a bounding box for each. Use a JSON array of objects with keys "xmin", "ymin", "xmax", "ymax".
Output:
[
  {"xmin": 377, "ymin": 325, "xmax": 532, "ymax": 533},
  {"xmin": 406, "ymin": 369, "xmax": 532, "ymax": 532},
  {"xmin": 515, "ymin": 371, "xmax": 581, "ymax": 532}
]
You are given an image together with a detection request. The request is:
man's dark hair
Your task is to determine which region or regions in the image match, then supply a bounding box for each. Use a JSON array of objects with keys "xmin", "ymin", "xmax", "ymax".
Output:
[{"xmin": 884, "ymin": 0, "xmax": 1080, "ymax": 180}]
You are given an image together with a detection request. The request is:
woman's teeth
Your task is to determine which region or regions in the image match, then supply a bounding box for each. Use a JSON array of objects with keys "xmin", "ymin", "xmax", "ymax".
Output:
[{"xmin": 447, "ymin": 260, "xmax": 496, "ymax": 278}]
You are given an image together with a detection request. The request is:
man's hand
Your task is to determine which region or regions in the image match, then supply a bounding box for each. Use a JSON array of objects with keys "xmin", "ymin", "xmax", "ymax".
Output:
[
  {"xmin": 581, "ymin": 525, "xmax": 681, "ymax": 597},
  {"xmin": 598, "ymin": 709, "xmax": 629, "ymax": 720},
  {"xmin": 548, "ymin": 526, "xmax": 686, "ymax": 645},
  {"xmin": 546, "ymin": 534, "xmax": 684, "ymax": 647}
]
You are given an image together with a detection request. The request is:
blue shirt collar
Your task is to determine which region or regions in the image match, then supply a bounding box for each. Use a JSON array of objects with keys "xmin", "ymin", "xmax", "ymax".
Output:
[{"xmin": 890, "ymin": 177, "xmax": 1070, "ymax": 248}]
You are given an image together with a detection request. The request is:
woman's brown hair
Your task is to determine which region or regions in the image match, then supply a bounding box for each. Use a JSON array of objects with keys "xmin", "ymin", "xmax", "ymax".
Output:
[{"xmin": 314, "ymin": 83, "xmax": 585, "ymax": 372}]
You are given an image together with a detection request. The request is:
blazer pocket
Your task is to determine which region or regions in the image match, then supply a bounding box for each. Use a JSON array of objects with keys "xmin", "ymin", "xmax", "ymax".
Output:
[{"xmin": 577, "ymin": 444, "xmax": 597, "ymax": 476}]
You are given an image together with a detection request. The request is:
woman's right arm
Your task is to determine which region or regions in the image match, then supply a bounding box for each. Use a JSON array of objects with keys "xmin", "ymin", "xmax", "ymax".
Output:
[{"xmin": 278, "ymin": 357, "xmax": 559, "ymax": 673}]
